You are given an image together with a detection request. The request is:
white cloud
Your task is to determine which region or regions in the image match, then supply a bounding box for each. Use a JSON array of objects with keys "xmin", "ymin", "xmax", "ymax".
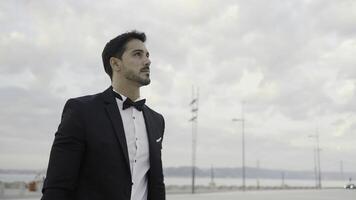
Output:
[
  {"xmin": 324, "ymin": 79, "xmax": 355, "ymax": 105},
  {"xmin": 0, "ymin": 0, "xmax": 356, "ymax": 172}
]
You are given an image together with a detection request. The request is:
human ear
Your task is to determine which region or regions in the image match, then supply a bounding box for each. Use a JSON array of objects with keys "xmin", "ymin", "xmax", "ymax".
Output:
[{"xmin": 110, "ymin": 57, "xmax": 121, "ymax": 72}]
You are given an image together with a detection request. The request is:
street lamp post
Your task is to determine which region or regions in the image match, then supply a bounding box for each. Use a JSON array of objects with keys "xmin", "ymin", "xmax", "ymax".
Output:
[
  {"xmin": 309, "ymin": 132, "xmax": 322, "ymax": 189},
  {"xmin": 189, "ymin": 86, "xmax": 199, "ymax": 194},
  {"xmin": 232, "ymin": 117, "xmax": 246, "ymax": 191},
  {"xmin": 313, "ymin": 147, "xmax": 318, "ymax": 188}
]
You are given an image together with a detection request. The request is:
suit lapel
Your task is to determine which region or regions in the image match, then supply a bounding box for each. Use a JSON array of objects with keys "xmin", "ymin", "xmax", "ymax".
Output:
[
  {"xmin": 142, "ymin": 106, "xmax": 159, "ymax": 159},
  {"xmin": 101, "ymin": 87, "xmax": 131, "ymax": 173},
  {"xmin": 142, "ymin": 106, "xmax": 164, "ymax": 186}
]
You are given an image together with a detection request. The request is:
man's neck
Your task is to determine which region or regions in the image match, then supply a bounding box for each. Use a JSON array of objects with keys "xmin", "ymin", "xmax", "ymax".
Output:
[{"xmin": 112, "ymin": 80, "xmax": 140, "ymax": 101}]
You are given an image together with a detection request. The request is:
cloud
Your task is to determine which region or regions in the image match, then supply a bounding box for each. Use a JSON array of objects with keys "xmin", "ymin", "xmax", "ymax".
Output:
[{"xmin": 0, "ymin": 0, "xmax": 356, "ymax": 173}]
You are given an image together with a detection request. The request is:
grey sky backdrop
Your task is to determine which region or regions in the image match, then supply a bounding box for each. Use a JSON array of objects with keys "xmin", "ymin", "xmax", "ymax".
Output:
[{"xmin": 1, "ymin": 0, "xmax": 356, "ymax": 173}]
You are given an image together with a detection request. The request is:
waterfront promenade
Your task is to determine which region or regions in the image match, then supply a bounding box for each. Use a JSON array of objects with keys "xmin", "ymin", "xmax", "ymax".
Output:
[
  {"xmin": 169, "ymin": 189, "xmax": 356, "ymax": 200},
  {"xmin": 1, "ymin": 189, "xmax": 355, "ymax": 200}
]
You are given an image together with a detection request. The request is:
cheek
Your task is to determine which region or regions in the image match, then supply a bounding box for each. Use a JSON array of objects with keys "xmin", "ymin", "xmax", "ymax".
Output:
[{"xmin": 124, "ymin": 59, "xmax": 140, "ymax": 69}]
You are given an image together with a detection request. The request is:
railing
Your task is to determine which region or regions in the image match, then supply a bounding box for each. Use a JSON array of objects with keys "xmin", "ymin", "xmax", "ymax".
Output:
[{"xmin": 0, "ymin": 181, "xmax": 42, "ymax": 199}]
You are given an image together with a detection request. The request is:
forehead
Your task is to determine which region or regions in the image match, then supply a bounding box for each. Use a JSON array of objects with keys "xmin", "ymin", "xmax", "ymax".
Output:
[{"xmin": 124, "ymin": 39, "xmax": 148, "ymax": 52}]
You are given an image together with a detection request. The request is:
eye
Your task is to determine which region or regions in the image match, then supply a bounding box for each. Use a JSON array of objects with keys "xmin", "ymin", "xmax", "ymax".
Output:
[{"xmin": 134, "ymin": 52, "xmax": 142, "ymax": 57}]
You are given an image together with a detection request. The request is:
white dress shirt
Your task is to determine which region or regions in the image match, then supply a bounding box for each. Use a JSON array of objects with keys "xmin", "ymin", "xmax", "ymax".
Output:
[{"xmin": 114, "ymin": 90, "xmax": 150, "ymax": 200}]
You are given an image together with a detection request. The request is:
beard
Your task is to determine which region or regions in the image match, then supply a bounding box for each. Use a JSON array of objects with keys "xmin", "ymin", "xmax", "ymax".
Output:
[{"xmin": 124, "ymin": 69, "xmax": 151, "ymax": 86}]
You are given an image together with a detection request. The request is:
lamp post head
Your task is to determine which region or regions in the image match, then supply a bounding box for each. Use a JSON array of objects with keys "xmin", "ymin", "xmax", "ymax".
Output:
[{"xmin": 232, "ymin": 118, "xmax": 243, "ymax": 122}]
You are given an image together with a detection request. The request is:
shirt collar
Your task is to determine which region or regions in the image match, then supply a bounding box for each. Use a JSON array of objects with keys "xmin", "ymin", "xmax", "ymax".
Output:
[{"xmin": 113, "ymin": 89, "xmax": 143, "ymax": 102}]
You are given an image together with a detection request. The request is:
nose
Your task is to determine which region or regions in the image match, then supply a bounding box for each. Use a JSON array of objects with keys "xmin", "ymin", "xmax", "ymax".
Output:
[{"xmin": 144, "ymin": 56, "xmax": 151, "ymax": 67}]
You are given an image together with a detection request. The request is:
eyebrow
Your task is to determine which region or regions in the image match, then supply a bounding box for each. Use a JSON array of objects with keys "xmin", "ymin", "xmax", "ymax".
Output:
[
  {"xmin": 132, "ymin": 49, "xmax": 144, "ymax": 53},
  {"xmin": 131, "ymin": 49, "xmax": 150, "ymax": 56}
]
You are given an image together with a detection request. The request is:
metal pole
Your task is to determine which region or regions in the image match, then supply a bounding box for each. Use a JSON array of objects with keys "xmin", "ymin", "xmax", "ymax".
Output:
[
  {"xmin": 316, "ymin": 133, "xmax": 322, "ymax": 189},
  {"xmin": 313, "ymin": 147, "xmax": 318, "ymax": 188},
  {"xmin": 232, "ymin": 101, "xmax": 246, "ymax": 191},
  {"xmin": 242, "ymin": 118, "xmax": 246, "ymax": 191},
  {"xmin": 241, "ymin": 102, "xmax": 246, "ymax": 191},
  {"xmin": 191, "ymin": 86, "xmax": 195, "ymax": 194},
  {"xmin": 190, "ymin": 86, "xmax": 199, "ymax": 194},
  {"xmin": 309, "ymin": 130, "xmax": 322, "ymax": 189},
  {"xmin": 256, "ymin": 160, "xmax": 260, "ymax": 190}
]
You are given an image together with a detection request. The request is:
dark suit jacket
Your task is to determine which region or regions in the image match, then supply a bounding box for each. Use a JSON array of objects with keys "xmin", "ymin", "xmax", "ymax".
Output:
[{"xmin": 42, "ymin": 87, "xmax": 165, "ymax": 200}]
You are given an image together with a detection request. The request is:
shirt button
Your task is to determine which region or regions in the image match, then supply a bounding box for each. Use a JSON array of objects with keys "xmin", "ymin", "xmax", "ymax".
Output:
[
  {"xmin": 133, "ymin": 116, "xmax": 135, "ymax": 119},
  {"xmin": 134, "ymin": 160, "xmax": 137, "ymax": 163}
]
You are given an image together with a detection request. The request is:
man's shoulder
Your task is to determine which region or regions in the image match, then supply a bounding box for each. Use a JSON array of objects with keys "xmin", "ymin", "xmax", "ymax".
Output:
[
  {"xmin": 67, "ymin": 92, "xmax": 101, "ymax": 105},
  {"xmin": 64, "ymin": 89, "xmax": 109, "ymax": 109},
  {"xmin": 72, "ymin": 93, "xmax": 101, "ymax": 103}
]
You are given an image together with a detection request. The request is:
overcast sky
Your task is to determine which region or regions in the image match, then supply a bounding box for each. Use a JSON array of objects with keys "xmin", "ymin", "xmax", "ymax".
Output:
[{"xmin": 1, "ymin": 0, "xmax": 356, "ymax": 173}]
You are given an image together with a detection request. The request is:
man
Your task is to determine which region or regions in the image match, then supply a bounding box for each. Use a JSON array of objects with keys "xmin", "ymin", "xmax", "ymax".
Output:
[{"xmin": 42, "ymin": 31, "xmax": 166, "ymax": 200}]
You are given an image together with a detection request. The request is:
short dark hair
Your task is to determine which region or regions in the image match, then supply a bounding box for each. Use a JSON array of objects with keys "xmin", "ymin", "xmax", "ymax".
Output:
[{"xmin": 102, "ymin": 30, "xmax": 146, "ymax": 79}]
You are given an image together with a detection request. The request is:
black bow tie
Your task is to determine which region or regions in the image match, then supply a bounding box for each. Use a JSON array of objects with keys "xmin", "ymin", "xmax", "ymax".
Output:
[
  {"xmin": 113, "ymin": 90, "xmax": 145, "ymax": 111},
  {"xmin": 123, "ymin": 98, "xmax": 146, "ymax": 111}
]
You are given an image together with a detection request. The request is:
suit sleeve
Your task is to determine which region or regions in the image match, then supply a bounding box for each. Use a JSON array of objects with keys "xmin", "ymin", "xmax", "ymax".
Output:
[{"xmin": 42, "ymin": 99, "xmax": 86, "ymax": 200}]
